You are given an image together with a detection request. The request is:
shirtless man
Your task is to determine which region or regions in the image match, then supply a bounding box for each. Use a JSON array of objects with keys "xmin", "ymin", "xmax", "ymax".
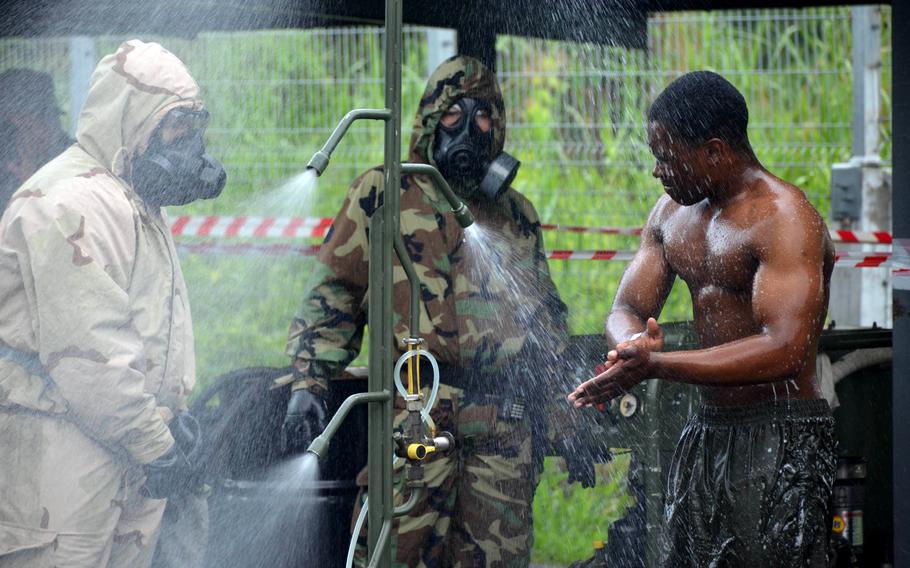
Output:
[{"xmin": 568, "ymin": 71, "xmax": 837, "ymax": 566}]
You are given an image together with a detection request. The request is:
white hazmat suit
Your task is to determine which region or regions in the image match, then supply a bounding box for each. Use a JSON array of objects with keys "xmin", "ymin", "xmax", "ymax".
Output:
[{"xmin": 0, "ymin": 40, "xmax": 202, "ymax": 567}]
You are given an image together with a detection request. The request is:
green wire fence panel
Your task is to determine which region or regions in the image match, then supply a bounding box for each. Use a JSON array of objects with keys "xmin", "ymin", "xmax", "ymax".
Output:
[{"xmin": 0, "ymin": 7, "xmax": 892, "ymax": 382}]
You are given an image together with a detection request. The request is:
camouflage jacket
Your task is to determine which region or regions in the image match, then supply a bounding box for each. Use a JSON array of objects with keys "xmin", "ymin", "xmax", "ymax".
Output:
[
  {"xmin": 287, "ymin": 55, "xmax": 569, "ymax": 393},
  {"xmin": 0, "ymin": 40, "xmax": 203, "ymax": 465}
]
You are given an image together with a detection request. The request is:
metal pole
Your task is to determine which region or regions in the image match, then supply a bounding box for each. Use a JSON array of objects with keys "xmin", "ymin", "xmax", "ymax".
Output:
[
  {"xmin": 68, "ymin": 36, "xmax": 95, "ymax": 135},
  {"xmin": 891, "ymin": 2, "xmax": 910, "ymax": 564},
  {"xmin": 426, "ymin": 28, "xmax": 456, "ymax": 78},
  {"xmin": 299, "ymin": 12, "xmax": 471, "ymax": 568},
  {"xmin": 456, "ymin": 25, "xmax": 496, "ymax": 71},
  {"xmin": 366, "ymin": 0, "xmax": 402, "ymax": 565},
  {"xmin": 304, "ymin": 12, "xmax": 469, "ymax": 567},
  {"xmin": 830, "ymin": 6, "xmax": 890, "ymax": 328},
  {"xmin": 852, "ymin": 6, "xmax": 891, "ymax": 328},
  {"xmin": 852, "ymin": 6, "xmax": 881, "ymax": 159}
]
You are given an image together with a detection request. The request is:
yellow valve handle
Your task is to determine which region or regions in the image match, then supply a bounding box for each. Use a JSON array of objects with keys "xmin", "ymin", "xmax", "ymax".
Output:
[{"xmin": 406, "ymin": 443, "xmax": 437, "ymax": 461}]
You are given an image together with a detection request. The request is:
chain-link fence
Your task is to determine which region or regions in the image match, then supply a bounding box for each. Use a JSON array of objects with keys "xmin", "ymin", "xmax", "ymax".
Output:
[{"xmin": 0, "ymin": 7, "xmax": 891, "ymax": 381}]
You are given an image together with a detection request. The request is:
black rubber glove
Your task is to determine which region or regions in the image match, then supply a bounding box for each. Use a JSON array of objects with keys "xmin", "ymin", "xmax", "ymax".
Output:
[
  {"xmin": 143, "ymin": 412, "xmax": 202, "ymax": 498},
  {"xmin": 282, "ymin": 389, "xmax": 327, "ymax": 455},
  {"xmin": 555, "ymin": 435, "xmax": 597, "ymax": 488}
]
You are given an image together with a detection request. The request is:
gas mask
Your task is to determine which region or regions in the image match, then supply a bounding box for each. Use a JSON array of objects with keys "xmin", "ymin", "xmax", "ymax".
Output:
[
  {"xmin": 131, "ymin": 108, "xmax": 227, "ymax": 207},
  {"xmin": 432, "ymin": 97, "xmax": 520, "ymax": 201}
]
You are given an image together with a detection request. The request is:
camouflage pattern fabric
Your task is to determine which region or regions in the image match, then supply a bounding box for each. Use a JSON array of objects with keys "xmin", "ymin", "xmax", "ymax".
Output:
[
  {"xmin": 0, "ymin": 410, "xmax": 167, "ymax": 567},
  {"xmin": 351, "ymin": 384, "xmax": 538, "ymax": 568},
  {"xmin": 286, "ymin": 55, "xmax": 569, "ymax": 566},
  {"xmin": 0, "ymin": 40, "xmax": 204, "ymax": 566},
  {"xmin": 285, "ymin": 54, "xmax": 567, "ymax": 392}
]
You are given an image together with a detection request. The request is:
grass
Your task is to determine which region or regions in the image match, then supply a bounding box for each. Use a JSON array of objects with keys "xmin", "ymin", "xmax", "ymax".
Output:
[
  {"xmin": 532, "ymin": 454, "xmax": 635, "ymax": 565},
  {"xmin": 162, "ymin": 5, "xmax": 890, "ymax": 388}
]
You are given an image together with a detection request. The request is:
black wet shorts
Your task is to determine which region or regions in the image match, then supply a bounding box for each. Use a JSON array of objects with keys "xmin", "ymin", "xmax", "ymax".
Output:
[{"xmin": 661, "ymin": 399, "xmax": 836, "ymax": 568}]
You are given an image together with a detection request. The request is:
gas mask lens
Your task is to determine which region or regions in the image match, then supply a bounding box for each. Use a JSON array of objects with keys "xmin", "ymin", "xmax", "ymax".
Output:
[
  {"xmin": 160, "ymin": 107, "xmax": 210, "ymax": 137},
  {"xmin": 439, "ymin": 101, "xmax": 492, "ymax": 133}
]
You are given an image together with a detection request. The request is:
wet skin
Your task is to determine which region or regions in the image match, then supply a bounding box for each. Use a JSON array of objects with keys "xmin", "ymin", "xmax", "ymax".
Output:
[{"xmin": 568, "ymin": 121, "xmax": 835, "ymax": 407}]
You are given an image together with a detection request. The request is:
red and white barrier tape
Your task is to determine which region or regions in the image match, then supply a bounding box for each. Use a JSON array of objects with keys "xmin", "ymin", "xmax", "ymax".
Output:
[
  {"xmin": 174, "ymin": 241, "xmax": 901, "ymax": 271},
  {"xmin": 174, "ymin": 241, "xmax": 640, "ymax": 261},
  {"xmin": 833, "ymin": 251, "xmax": 891, "ymax": 267},
  {"xmin": 170, "ymin": 215, "xmax": 334, "ymax": 239},
  {"xmin": 834, "ymin": 259, "xmax": 892, "ymax": 268},
  {"xmin": 176, "ymin": 242, "xmax": 322, "ymax": 257},
  {"xmin": 169, "ymin": 216, "xmax": 893, "ymax": 245},
  {"xmin": 538, "ymin": 227, "xmax": 890, "ymax": 244},
  {"xmin": 539, "ymin": 224, "xmax": 643, "ymax": 236},
  {"xmin": 547, "ymin": 250, "xmax": 637, "ymax": 261},
  {"xmin": 830, "ymin": 229, "xmax": 892, "ymax": 244},
  {"xmin": 894, "ymin": 239, "xmax": 910, "ymax": 290}
]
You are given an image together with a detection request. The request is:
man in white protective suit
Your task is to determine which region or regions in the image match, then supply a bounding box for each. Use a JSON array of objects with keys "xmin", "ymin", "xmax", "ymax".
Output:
[{"xmin": 0, "ymin": 39, "xmax": 226, "ymax": 568}]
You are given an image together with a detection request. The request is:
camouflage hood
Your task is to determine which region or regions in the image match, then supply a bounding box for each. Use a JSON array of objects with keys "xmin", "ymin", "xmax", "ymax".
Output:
[
  {"xmin": 408, "ymin": 55, "xmax": 506, "ymax": 166},
  {"xmin": 76, "ymin": 40, "xmax": 203, "ymax": 180}
]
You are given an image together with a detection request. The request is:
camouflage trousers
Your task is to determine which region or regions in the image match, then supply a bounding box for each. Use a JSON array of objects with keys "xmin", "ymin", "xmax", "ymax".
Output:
[
  {"xmin": 353, "ymin": 385, "xmax": 540, "ymax": 568},
  {"xmin": 0, "ymin": 409, "xmax": 166, "ymax": 568}
]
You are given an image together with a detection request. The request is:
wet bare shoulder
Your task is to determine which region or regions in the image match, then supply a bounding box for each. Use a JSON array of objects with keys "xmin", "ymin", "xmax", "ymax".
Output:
[
  {"xmin": 769, "ymin": 174, "xmax": 826, "ymax": 232},
  {"xmin": 646, "ymin": 194, "xmax": 680, "ymax": 242},
  {"xmin": 749, "ymin": 172, "xmax": 830, "ymax": 259}
]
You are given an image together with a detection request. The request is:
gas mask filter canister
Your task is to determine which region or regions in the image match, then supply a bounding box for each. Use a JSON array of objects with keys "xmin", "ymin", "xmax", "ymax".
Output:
[{"xmin": 478, "ymin": 151, "xmax": 520, "ymax": 201}]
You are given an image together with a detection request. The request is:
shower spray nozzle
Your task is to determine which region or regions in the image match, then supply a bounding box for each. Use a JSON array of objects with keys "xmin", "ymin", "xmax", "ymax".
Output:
[
  {"xmin": 306, "ymin": 151, "xmax": 330, "ymax": 177},
  {"xmin": 305, "ymin": 390, "xmax": 392, "ymax": 461},
  {"xmin": 307, "ymin": 108, "xmax": 392, "ymax": 177},
  {"xmin": 451, "ymin": 202, "xmax": 474, "ymax": 229},
  {"xmin": 401, "ymin": 163, "xmax": 473, "ymax": 229},
  {"xmin": 305, "ymin": 435, "xmax": 329, "ymax": 460}
]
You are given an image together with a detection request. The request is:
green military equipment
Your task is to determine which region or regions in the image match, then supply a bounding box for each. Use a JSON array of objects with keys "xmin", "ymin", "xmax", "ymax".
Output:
[
  {"xmin": 305, "ymin": 108, "xmax": 392, "ymax": 176},
  {"xmin": 300, "ymin": 2, "xmax": 474, "ymax": 566}
]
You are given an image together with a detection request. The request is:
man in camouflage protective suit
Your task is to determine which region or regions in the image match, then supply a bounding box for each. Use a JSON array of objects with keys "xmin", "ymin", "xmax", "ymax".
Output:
[
  {"xmin": 0, "ymin": 40, "xmax": 224, "ymax": 567},
  {"xmin": 283, "ymin": 55, "xmax": 571, "ymax": 567}
]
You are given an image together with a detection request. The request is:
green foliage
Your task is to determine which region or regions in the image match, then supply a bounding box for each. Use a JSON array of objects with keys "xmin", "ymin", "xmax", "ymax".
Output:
[
  {"xmin": 532, "ymin": 454, "xmax": 634, "ymax": 565},
  {"xmin": 75, "ymin": 11, "xmax": 892, "ymax": 379}
]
